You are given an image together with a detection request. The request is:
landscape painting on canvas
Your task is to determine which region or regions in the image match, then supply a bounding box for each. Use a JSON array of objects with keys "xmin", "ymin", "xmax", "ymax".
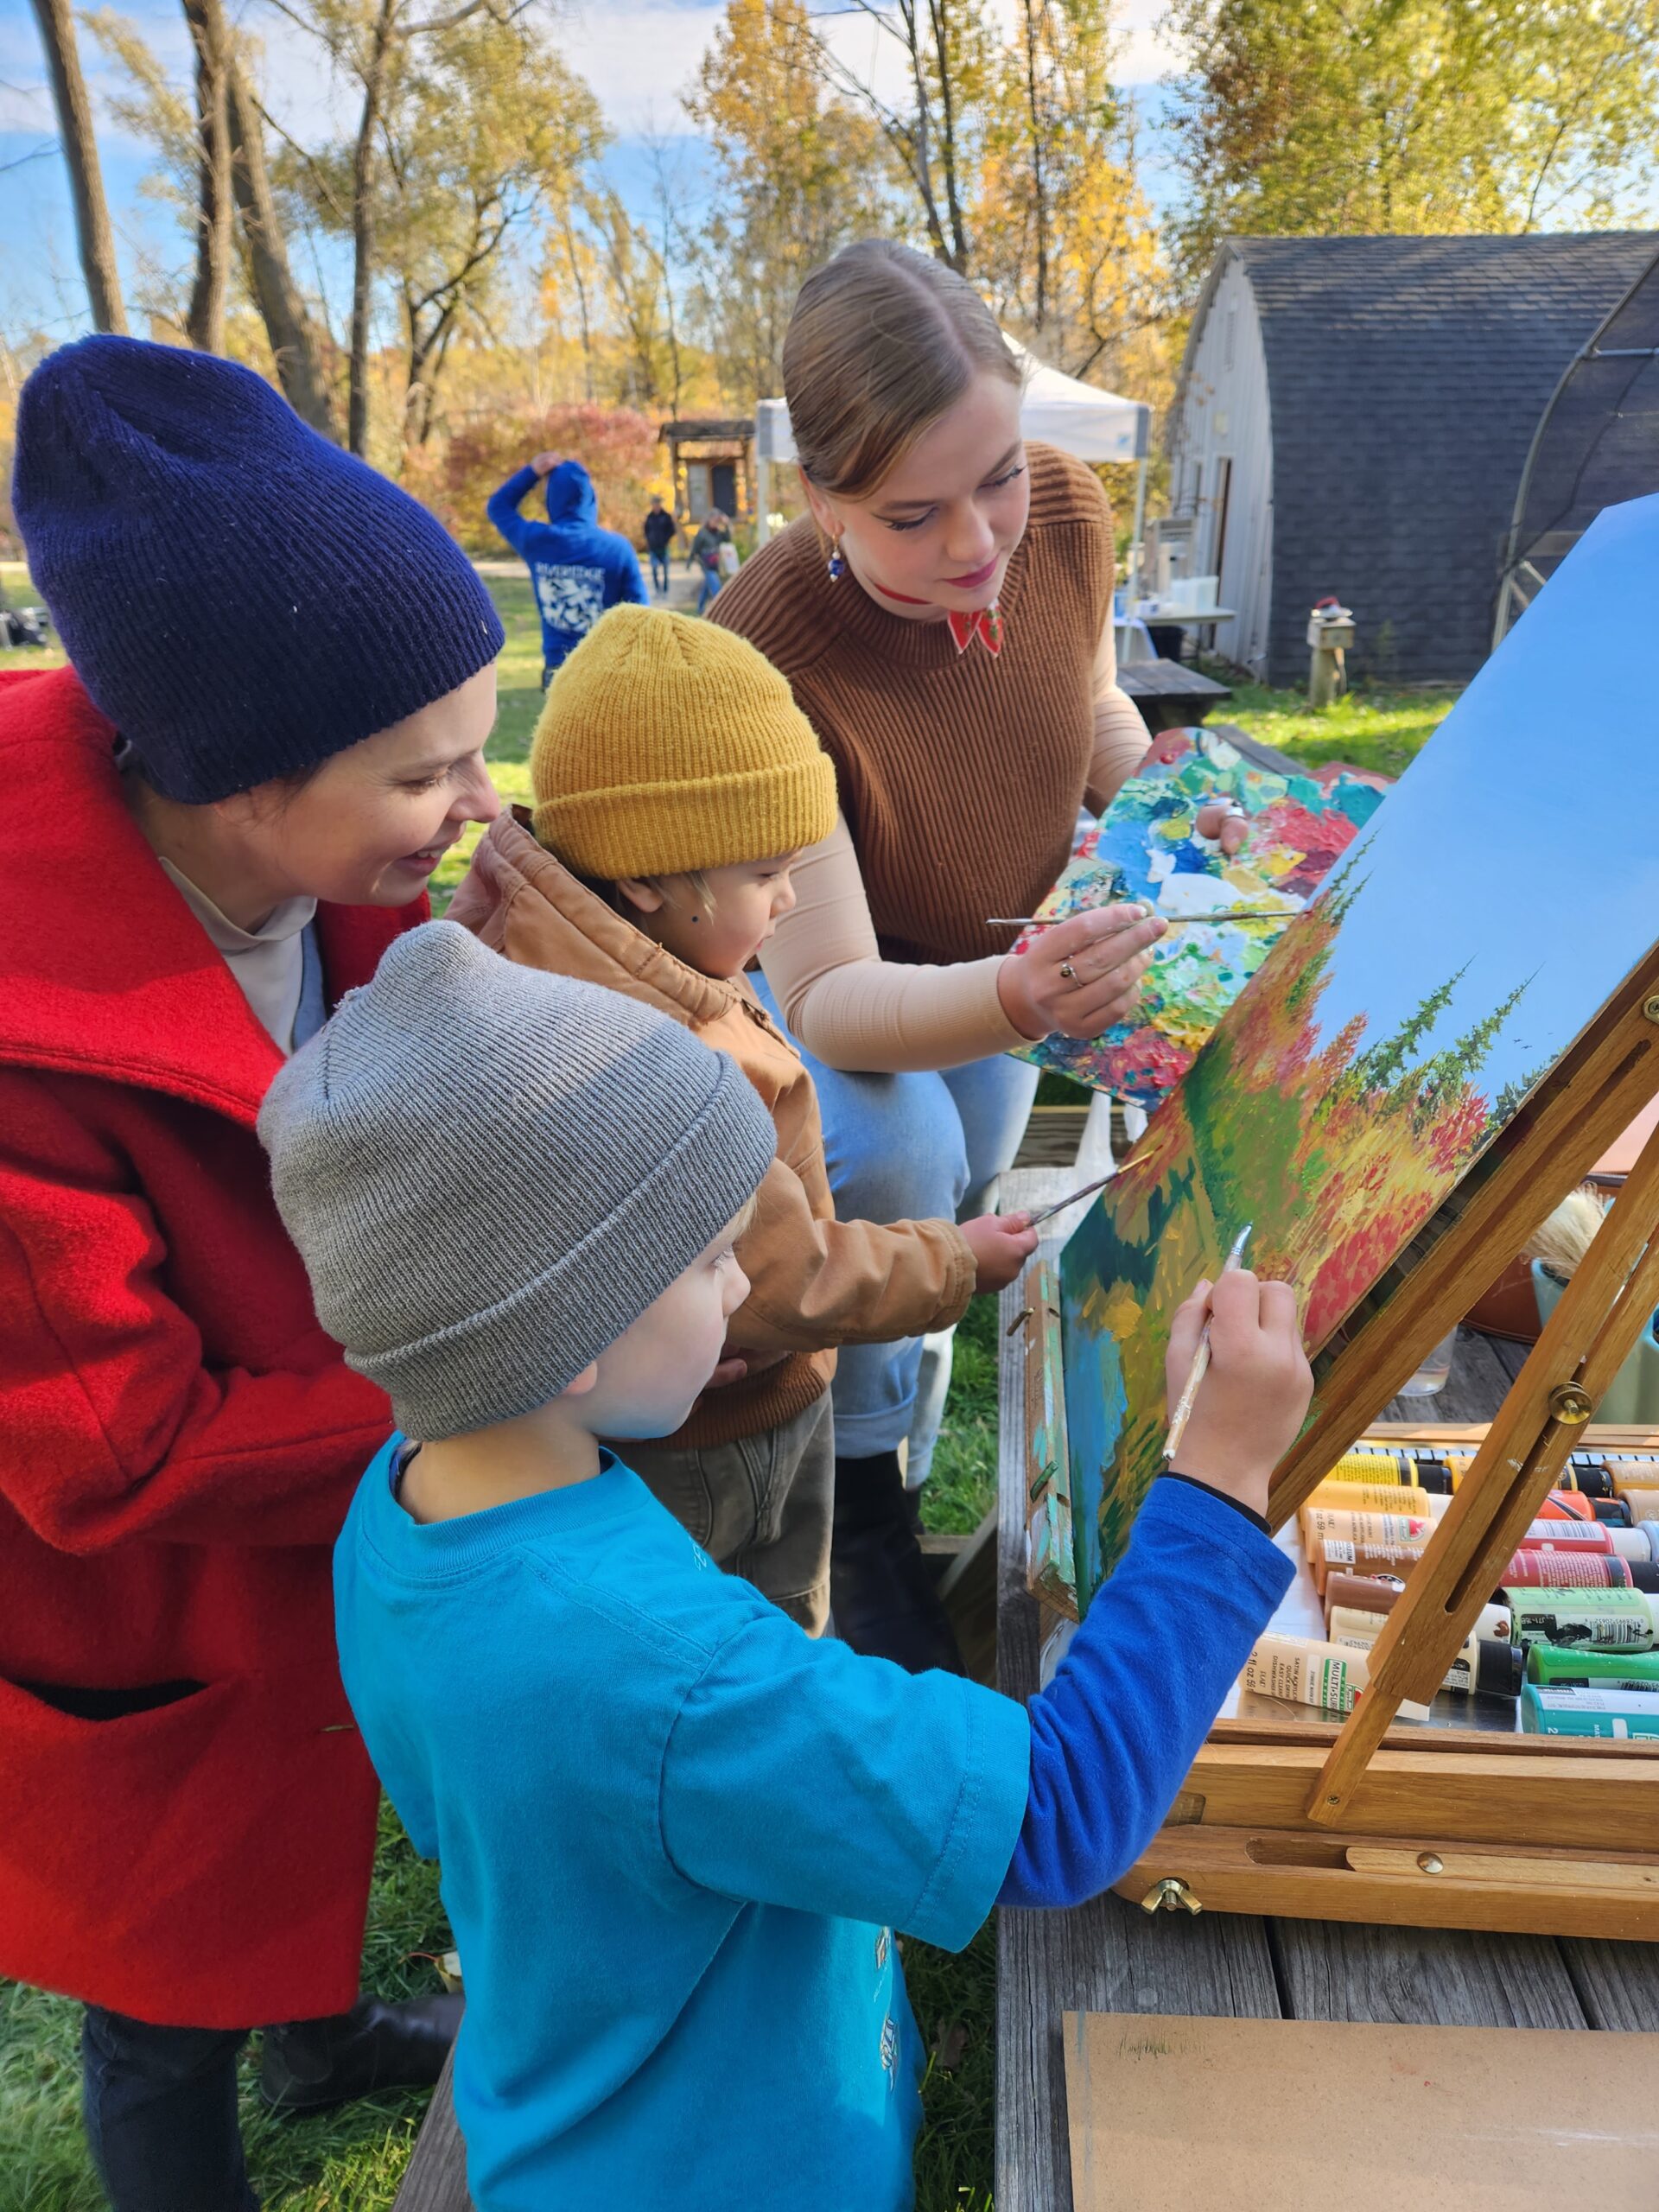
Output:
[{"xmin": 1058, "ymin": 493, "xmax": 1659, "ymax": 1600}]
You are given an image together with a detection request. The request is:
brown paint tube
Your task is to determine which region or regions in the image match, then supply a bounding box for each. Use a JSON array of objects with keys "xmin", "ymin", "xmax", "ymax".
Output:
[{"xmin": 1322, "ymin": 1572, "xmax": 1409, "ymax": 1619}]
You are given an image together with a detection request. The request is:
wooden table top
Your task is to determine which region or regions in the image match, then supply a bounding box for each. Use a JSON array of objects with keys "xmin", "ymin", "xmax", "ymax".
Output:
[{"xmin": 995, "ymin": 1162, "xmax": 1659, "ymax": 2212}]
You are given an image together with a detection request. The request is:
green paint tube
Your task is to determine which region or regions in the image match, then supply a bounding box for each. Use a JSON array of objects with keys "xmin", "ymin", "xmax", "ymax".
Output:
[
  {"xmin": 1525, "ymin": 1643, "xmax": 1659, "ymax": 1689},
  {"xmin": 1500, "ymin": 1589, "xmax": 1659, "ymax": 1650},
  {"xmin": 1520, "ymin": 1684, "xmax": 1659, "ymax": 1738}
]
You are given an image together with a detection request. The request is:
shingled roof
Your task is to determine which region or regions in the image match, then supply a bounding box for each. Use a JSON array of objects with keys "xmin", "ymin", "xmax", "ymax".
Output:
[{"xmin": 1216, "ymin": 233, "xmax": 1659, "ymax": 683}]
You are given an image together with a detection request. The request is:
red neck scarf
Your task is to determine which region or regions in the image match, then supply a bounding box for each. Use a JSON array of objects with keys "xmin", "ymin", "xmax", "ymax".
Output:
[{"xmin": 946, "ymin": 604, "xmax": 1003, "ymax": 658}]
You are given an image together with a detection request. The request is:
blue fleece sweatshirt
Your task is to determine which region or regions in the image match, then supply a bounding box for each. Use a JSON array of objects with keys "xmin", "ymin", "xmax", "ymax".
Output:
[
  {"xmin": 334, "ymin": 1442, "xmax": 1288, "ymax": 2208},
  {"xmin": 486, "ymin": 461, "xmax": 646, "ymax": 671}
]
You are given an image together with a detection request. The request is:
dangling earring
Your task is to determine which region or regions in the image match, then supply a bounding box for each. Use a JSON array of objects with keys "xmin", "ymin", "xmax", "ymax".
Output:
[{"xmin": 826, "ymin": 530, "xmax": 845, "ymax": 582}]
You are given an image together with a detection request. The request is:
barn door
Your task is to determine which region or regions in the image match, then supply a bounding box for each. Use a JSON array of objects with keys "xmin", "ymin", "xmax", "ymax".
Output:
[{"xmin": 1211, "ymin": 457, "xmax": 1233, "ymax": 581}]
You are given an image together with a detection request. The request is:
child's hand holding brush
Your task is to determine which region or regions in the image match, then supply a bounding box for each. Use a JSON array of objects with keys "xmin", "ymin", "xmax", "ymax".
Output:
[{"xmin": 1162, "ymin": 1268, "xmax": 1313, "ymax": 1522}]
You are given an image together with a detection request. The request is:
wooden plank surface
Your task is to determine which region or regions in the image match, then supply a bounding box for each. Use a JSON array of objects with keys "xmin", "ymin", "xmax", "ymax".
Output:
[
  {"xmin": 391, "ymin": 2049, "xmax": 471, "ymax": 2210},
  {"xmin": 1560, "ymin": 1938, "xmax": 1659, "ymax": 2029},
  {"xmin": 1268, "ymin": 1919, "xmax": 1587, "ymax": 2029},
  {"xmin": 1116, "ymin": 659, "xmax": 1231, "ymax": 701}
]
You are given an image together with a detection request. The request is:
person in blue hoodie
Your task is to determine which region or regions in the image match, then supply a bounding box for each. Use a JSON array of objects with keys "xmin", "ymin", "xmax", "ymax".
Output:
[{"xmin": 487, "ymin": 453, "xmax": 647, "ymax": 684}]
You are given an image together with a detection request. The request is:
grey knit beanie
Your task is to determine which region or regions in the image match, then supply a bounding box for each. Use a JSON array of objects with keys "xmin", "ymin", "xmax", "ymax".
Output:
[{"xmin": 258, "ymin": 920, "xmax": 777, "ymax": 1439}]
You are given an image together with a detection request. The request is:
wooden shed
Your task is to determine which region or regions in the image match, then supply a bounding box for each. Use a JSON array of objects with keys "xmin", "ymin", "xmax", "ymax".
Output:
[
  {"xmin": 1165, "ymin": 233, "xmax": 1659, "ymax": 685},
  {"xmin": 659, "ymin": 418, "xmax": 755, "ymax": 526}
]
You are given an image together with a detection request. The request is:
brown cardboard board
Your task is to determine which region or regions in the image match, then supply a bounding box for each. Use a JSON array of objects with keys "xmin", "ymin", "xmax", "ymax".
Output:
[{"xmin": 1063, "ymin": 2011, "xmax": 1659, "ymax": 2210}]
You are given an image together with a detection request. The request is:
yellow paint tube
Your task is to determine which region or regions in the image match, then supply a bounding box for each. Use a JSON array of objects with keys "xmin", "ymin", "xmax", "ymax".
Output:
[{"xmin": 1305, "ymin": 1482, "xmax": 1448, "ymax": 1517}]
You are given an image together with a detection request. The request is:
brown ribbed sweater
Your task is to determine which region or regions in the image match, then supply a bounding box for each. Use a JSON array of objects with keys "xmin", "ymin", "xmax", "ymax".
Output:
[{"xmin": 712, "ymin": 442, "xmax": 1113, "ymax": 967}]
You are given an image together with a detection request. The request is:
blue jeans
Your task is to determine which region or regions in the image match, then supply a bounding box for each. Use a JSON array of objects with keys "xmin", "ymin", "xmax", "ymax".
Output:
[
  {"xmin": 696, "ymin": 565, "xmax": 722, "ymax": 615},
  {"xmin": 750, "ymin": 974, "xmax": 1039, "ymax": 1476},
  {"xmin": 649, "ymin": 549, "xmax": 671, "ymax": 593},
  {"xmin": 82, "ymin": 2005, "xmax": 257, "ymax": 2211}
]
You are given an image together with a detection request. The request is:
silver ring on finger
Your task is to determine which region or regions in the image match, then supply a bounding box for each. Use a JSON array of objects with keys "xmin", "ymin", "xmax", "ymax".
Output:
[{"xmin": 1058, "ymin": 958, "xmax": 1077, "ymax": 982}]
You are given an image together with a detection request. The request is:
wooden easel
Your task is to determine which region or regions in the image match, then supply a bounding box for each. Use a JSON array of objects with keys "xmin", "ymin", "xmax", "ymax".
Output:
[{"xmin": 1027, "ymin": 944, "xmax": 1659, "ymax": 1936}]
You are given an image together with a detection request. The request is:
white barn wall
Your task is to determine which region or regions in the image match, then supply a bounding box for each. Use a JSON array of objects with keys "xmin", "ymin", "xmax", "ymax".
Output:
[{"xmin": 1168, "ymin": 251, "xmax": 1274, "ymax": 676}]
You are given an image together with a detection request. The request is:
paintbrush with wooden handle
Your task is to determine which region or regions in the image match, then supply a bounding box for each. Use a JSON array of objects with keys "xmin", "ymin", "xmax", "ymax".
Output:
[
  {"xmin": 986, "ymin": 910, "xmax": 1298, "ymax": 929},
  {"xmin": 1162, "ymin": 1223, "xmax": 1253, "ymax": 1462}
]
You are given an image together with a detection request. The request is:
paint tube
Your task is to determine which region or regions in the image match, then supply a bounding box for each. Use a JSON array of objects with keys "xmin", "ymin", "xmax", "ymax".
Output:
[
  {"xmin": 1326, "ymin": 1593, "xmax": 1512, "ymax": 1643},
  {"xmin": 1503, "ymin": 1549, "xmax": 1632, "ymax": 1589},
  {"xmin": 1499, "ymin": 1589, "xmax": 1659, "ymax": 1649},
  {"xmin": 1526, "ymin": 1643, "xmax": 1659, "ymax": 1689},
  {"xmin": 1328, "ymin": 1615, "xmax": 1522, "ymax": 1698},
  {"xmin": 1618, "ymin": 1488, "xmax": 1659, "ymax": 1522},
  {"xmin": 1241, "ymin": 1632, "xmax": 1432, "ymax": 1720},
  {"xmin": 1532, "ymin": 1491, "xmax": 1600, "ymax": 1522},
  {"xmin": 1322, "ymin": 1571, "xmax": 1411, "ymax": 1619},
  {"xmin": 1300, "ymin": 1508, "xmax": 1436, "ymax": 1548},
  {"xmin": 1520, "ymin": 1684, "xmax": 1659, "ymax": 1738},
  {"xmin": 1305, "ymin": 1481, "xmax": 1447, "ymax": 1517},
  {"xmin": 1312, "ymin": 1540, "xmax": 1429, "ymax": 1593},
  {"xmin": 1556, "ymin": 1462, "xmax": 1618, "ymax": 1500},
  {"xmin": 1328, "ymin": 1449, "xmax": 1418, "ymax": 1484},
  {"xmin": 1603, "ymin": 1459, "xmax": 1659, "ymax": 1501}
]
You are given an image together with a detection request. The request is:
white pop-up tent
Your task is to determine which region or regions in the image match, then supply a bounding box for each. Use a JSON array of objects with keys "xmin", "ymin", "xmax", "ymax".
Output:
[{"xmin": 753, "ymin": 336, "xmax": 1152, "ymax": 553}]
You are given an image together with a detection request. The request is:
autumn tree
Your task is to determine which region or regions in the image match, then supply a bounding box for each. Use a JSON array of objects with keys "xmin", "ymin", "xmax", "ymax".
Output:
[
  {"xmin": 804, "ymin": 0, "xmax": 990, "ymax": 273},
  {"xmin": 684, "ymin": 0, "xmax": 898, "ymax": 404},
  {"xmin": 1166, "ymin": 0, "xmax": 1659, "ymax": 285},
  {"xmin": 273, "ymin": 0, "xmax": 601, "ymax": 454},
  {"xmin": 29, "ymin": 0, "xmax": 128, "ymax": 330},
  {"xmin": 973, "ymin": 0, "xmax": 1163, "ymax": 382},
  {"xmin": 88, "ymin": 8, "xmax": 337, "ymax": 429}
]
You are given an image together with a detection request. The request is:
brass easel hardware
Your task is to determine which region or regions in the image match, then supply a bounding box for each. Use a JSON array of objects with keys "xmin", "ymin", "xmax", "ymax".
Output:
[
  {"xmin": 1006, "ymin": 1306, "xmax": 1034, "ymax": 1337},
  {"xmin": 1547, "ymin": 1383, "xmax": 1594, "ymax": 1424},
  {"xmin": 1643, "ymin": 994, "xmax": 1659, "ymax": 1023},
  {"xmin": 1417, "ymin": 1853, "xmax": 1445, "ymax": 1874},
  {"xmin": 1140, "ymin": 1876, "xmax": 1203, "ymax": 1916}
]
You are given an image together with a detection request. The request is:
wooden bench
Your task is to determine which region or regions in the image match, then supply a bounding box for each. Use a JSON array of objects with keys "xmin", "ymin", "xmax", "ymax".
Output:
[{"xmin": 1116, "ymin": 657, "xmax": 1232, "ymax": 734}]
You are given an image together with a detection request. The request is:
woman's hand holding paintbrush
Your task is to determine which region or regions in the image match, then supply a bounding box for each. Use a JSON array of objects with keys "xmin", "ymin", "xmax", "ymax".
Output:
[
  {"xmin": 1161, "ymin": 1259, "xmax": 1313, "ymax": 1523},
  {"xmin": 995, "ymin": 901, "xmax": 1166, "ymax": 1044}
]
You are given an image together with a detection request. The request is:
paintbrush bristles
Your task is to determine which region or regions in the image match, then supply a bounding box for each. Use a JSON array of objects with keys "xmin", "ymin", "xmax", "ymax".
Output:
[{"xmin": 1525, "ymin": 1185, "xmax": 1608, "ymax": 1281}]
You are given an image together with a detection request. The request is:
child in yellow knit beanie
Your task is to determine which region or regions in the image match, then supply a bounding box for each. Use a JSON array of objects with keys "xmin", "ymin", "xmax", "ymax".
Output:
[{"xmin": 450, "ymin": 605, "xmax": 1034, "ymax": 1652}]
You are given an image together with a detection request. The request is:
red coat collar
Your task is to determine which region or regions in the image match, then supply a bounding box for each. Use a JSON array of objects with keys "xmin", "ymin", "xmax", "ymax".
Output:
[{"xmin": 0, "ymin": 666, "xmax": 416, "ymax": 1124}]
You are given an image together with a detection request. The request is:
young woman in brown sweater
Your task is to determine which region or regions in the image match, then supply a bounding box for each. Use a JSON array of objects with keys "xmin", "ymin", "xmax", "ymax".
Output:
[{"xmin": 714, "ymin": 240, "xmax": 1241, "ymax": 1668}]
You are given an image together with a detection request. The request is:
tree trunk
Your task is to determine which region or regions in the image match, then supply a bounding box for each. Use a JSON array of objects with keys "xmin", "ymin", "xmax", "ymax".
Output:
[
  {"xmin": 347, "ymin": 0, "xmax": 398, "ymax": 455},
  {"xmin": 181, "ymin": 0, "xmax": 232, "ymax": 352},
  {"xmin": 29, "ymin": 0, "xmax": 128, "ymax": 332},
  {"xmin": 226, "ymin": 61, "xmax": 339, "ymax": 437}
]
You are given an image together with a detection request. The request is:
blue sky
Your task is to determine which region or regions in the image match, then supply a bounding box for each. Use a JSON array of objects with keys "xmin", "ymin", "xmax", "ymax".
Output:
[
  {"xmin": 0, "ymin": 0, "xmax": 1183, "ymax": 341},
  {"xmin": 1295, "ymin": 489, "xmax": 1659, "ymax": 1102}
]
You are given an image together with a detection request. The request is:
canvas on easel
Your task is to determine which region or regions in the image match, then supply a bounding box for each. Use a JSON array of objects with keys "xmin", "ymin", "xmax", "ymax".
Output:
[{"xmin": 1055, "ymin": 491, "xmax": 1659, "ymax": 1604}]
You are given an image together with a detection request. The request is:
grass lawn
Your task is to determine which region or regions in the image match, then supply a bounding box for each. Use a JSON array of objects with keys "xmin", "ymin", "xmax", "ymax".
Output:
[
  {"xmin": 0, "ymin": 576, "xmax": 1453, "ymax": 2206},
  {"xmin": 1210, "ymin": 665, "xmax": 1460, "ymax": 780}
]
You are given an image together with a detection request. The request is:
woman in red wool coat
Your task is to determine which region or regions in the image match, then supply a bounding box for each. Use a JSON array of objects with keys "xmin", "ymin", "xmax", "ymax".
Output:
[{"xmin": 2, "ymin": 335, "xmax": 504, "ymax": 2209}]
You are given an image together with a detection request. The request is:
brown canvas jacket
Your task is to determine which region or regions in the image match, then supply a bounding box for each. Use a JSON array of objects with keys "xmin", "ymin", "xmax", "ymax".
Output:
[{"xmin": 450, "ymin": 810, "xmax": 976, "ymax": 1448}]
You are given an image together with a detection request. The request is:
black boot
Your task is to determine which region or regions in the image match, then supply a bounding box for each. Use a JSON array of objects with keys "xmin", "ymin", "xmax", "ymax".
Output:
[
  {"xmin": 259, "ymin": 1992, "xmax": 462, "ymax": 2116},
  {"xmin": 830, "ymin": 1450, "xmax": 965, "ymax": 1675}
]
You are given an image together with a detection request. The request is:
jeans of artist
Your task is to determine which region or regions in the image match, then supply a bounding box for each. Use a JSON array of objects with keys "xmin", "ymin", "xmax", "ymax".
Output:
[
  {"xmin": 696, "ymin": 564, "xmax": 722, "ymax": 615},
  {"xmin": 649, "ymin": 549, "xmax": 671, "ymax": 594},
  {"xmin": 82, "ymin": 2005, "xmax": 257, "ymax": 2212},
  {"xmin": 618, "ymin": 1392, "xmax": 835, "ymax": 1633},
  {"xmin": 749, "ymin": 972, "xmax": 1039, "ymax": 1475}
]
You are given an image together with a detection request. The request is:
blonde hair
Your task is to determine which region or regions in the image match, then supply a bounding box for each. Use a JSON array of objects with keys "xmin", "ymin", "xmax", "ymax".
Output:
[{"xmin": 783, "ymin": 240, "xmax": 1023, "ymax": 500}]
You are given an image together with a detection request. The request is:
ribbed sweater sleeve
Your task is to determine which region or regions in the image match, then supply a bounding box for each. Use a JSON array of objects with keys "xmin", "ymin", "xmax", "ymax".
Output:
[
  {"xmin": 998, "ymin": 1478, "xmax": 1293, "ymax": 1909},
  {"xmin": 759, "ymin": 816, "xmax": 1034, "ymax": 1073}
]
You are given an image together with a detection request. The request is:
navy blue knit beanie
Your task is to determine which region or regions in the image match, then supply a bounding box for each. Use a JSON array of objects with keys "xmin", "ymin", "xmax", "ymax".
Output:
[{"xmin": 13, "ymin": 335, "xmax": 505, "ymax": 802}]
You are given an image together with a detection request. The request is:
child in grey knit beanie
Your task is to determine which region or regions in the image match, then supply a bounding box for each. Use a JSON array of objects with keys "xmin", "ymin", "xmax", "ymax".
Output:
[{"xmin": 259, "ymin": 918, "xmax": 777, "ymax": 1442}]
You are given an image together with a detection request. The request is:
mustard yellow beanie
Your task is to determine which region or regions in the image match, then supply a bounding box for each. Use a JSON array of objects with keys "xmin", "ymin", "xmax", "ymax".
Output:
[{"xmin": 530, "ymin": 606, "xmax": 837, "ymax": 878}]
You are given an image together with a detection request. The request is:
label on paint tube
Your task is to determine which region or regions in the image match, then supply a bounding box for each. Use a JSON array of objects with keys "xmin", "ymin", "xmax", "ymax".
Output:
[
  {"xmin": 1521, "ymin": 1685, "xmax": 1659, "ymax": 1738},
  {"xmin": 1301, "ymin": 1509, "xmax": 1433, "ymax": 1546},
  {"xmin": 1502, "ymin": 1588, "xmax": 1659, "ymax": 1649}
]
